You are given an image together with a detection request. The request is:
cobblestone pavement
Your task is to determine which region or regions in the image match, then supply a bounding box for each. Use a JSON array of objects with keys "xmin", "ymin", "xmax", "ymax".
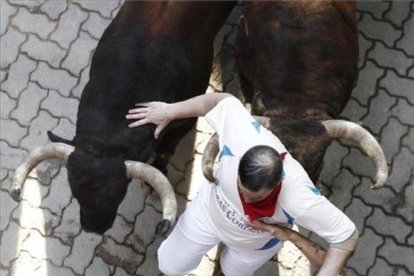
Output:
[{"xmin": 1, "ymin": 1, "xmax": 413, "ymax": 276}]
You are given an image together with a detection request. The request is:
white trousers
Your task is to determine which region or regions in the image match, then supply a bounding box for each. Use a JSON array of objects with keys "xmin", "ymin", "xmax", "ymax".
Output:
[{"xmin": 157, "ymin": 190, "xmax": 280, "ymax": 276}]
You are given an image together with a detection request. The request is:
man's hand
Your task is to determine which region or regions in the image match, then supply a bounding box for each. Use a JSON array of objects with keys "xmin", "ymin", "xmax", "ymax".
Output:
[
  {"xmin": 126, "ymin": 102, "xmax": 171, "ymax": 139},
  {"xmin": 249, "ymin": 220, "xmax": 293, "ymax": 241}
]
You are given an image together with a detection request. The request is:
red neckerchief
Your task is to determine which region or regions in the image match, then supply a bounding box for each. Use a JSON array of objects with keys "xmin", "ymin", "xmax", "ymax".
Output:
[
  {"xmin": 238, "ymin": 151, "xmax": 287, "ymax": 221},
  {"xmin": 238, "ymin": 183, "xmax": 281, "ymax": 221}
]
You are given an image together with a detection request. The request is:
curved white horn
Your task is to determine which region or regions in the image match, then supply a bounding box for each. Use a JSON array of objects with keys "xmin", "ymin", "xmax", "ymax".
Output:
[
  {"xmin": 125, "ymin": 161, "xmax": 177, "ymax": 227},
  {"xmin": 202, "ymin": 134, "xmax": 219, "ymax": 183},
  {"xmin": 11, "ymin": 143, "xmax": 75, "ymax": 201},
  {"xmin": 322, "ymin": 120, "xmax": 388, "ymax": 189}
]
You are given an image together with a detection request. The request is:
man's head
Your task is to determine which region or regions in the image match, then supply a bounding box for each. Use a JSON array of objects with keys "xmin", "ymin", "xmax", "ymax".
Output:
[{"xmin": 238, "ymin": 145, "xmax": 283, "ymax": 203}]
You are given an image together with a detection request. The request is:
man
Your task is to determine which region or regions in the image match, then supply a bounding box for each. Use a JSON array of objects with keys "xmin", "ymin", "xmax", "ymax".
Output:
[{"xmin": 126, "ymin": 93, "xmax": 358, "ymax": 276}]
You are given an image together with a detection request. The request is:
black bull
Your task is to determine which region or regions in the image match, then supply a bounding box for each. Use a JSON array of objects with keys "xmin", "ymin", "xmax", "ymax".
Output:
[
  {"xmin": 10, "ymin": 1, "xmax": 236, "ymax": 235},
  {"xmin": 203, "ymin": 1, "xmax": 388, "ymax": 190}
]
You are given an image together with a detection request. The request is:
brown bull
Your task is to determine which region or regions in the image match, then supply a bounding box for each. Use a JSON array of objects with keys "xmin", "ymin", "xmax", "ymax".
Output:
[{"xmin": 204, "ymin": 1, "xmax": 387, "ymax": 189}]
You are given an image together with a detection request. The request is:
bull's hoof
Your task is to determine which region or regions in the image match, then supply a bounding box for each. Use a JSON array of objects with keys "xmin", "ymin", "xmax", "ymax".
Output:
[
  {"xmin": 11, "ymin": 188, "xmax": 21, "ymax": 202},
  {"xmin": 155, "ymin": 219, "xmax": 173, "ymax": 238}
]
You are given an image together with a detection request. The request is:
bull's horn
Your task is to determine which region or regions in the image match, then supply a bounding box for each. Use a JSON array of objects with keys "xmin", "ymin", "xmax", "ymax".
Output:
[
  {"xmin": 11, "ymin": 143, "xmax": 75, "ymax": 202},
  {"xmin": 125, "ymin": 161, "xmax": 177, "ymax": 235},
  {"xmin": 201, "ymin": 116, "xmax": 271, "ymax": 182},
  {"xmin": 322, "ymin": 120, "xmax": 388, "ymax": 189},
  {"xmin": 202, "ymin": 133, "xmax": 219, "ymax": 183}
]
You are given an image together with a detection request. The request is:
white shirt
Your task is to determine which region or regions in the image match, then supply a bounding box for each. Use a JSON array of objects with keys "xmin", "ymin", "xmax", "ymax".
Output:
[{"xmin": 198, "ymin": 97, "xmax": 355, "ymax": 250}]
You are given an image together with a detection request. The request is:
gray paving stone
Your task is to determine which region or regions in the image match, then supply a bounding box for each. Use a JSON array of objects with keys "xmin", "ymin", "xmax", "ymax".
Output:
[
  {"xmin": 0, "ymin": 91, "xmax": 17, "ymax": 119},
  {"xmin": 0, "ymin": 267, "xmax": 8, "ymax": 276},
  {"xmin": 12, "ymin": 201, "xmax": 60, "ymax": 236},
  {"xmin": 343, "ymin": 147, "xmax": 375, "ymax": 180},
  {"xmin": 40, "ymin": 90, "xmax": 78, "ymax": 123},
  {"xmin": 396, "ymin": 16, "xmax": 414, "ymax": 57},
  {"xmin": 72, "ymin": 0, "xmax": 120, "ymax": 18},
  {"xmin": 0, "ymin": 221, "xmax": 30, "ymax": 267},
  {"xmin": 0, "ymin": 27, "xmax": 26, "ymax": 67},
  {"xmin": 63, "ymin": 231, "xmax": 103, "ymax": 274},
  {"xmin": 31, "ymin": 62, "xmax": 77, "ymax": 97},
  {"xmin": 12, "ymin": 8, "xmax": 55, "ymax": 40},
  {"xmin": 378, "ymin": 238, "xmax": 414, "ymax": 273},
  {"xmin": 62, "ymin": 31, "xmax": 97, "ymax": 76},
  {"xmin": 81, "ymin": 12, "xmax": 111, "ymax": 39},
  {"xmin": 384, "ymin": 1, "xmax": 412, "ymax": 29},
  {"xmin": 0, "ymin": 69, "xmax": 7, "ymax": 83},
  {"xmin": 409, "ymin": 67, "xmax": 414, "ymax": 78},
  {"xmin": 10, "ymin": 82, "xmax": 48, "ymax": 126},
  {"xmin": 117, "ymin": 181, "xmax": 145, "ymax": 223},
  {"xmin": 348, "ymin": 228, "xmax": 383, "ymax": 275},
  {"xmin": 0, "ymin": 1, "xmax": 18, "ymax": 36},
  {"xmin": 21, "ymin": 34, "xmax": 66, "ymax": 68},
  {"xmin": 329, "ymin": 169, "xmax": 359, "ymax": 210},
  {"xmin": 356, "ymin": 1, "xmax": 389, "ymax": 20},
  {"xmin": 368, "ymin": 42, "xmax": 412, "ymax": 75},
  {"xmin": 366, "ymin": 207, "xmax": 411, "ymax": 243},
  {"xmin": 340, "ymin": 98, "xmax": 367, "ymax": 122},
  {"xmin": 402, "ymin": 128, "xmax": 414, "ymax": 152},
  {"xmin": 71, "ymin": 65, "xmax": 90, "ymax": 99},
  {"xmin": 353, "ymin": 61, "xmax": 384, "ymax": 106},
  {"xmin": 21, "ymin": 229, "xmax": 71, "ymax": 266},
  {"xmin": 0, "ymin": 119, "xmax": 26, "ymax": 147},
  {"xmin": 0, "ymin": 141, "xmax": 27, "ymax": 173},
  {"xmin": 8, "ymin": 0, "xmax": 45, "ymax": 11},
  {"xmin": 1, "ymin": 54, "xmax": 37, "ymax": 98},
  {"xmin": 358, "ymin": 13, "xmax": 401, "ymax": 48},
  {"xmin": 105, "ymin": 215, "xmax": 133, "ymax": 244},
  {"xmin": 391, "ymin": 98, "xmax": 414, "ymax": 127},
  {"xmin": 358, "ymin": 34, "xmax": 373, "ymax": 68},
  {"xmin": 35, "ymin": 259, "xmax": 75, "ymax": 276},
  {"xmin": 54, "ymin": 198, "xmax": 81, "ymax": 245},
  {"xmin": 395, "ymin": 176, "xmax": 414, "ymax": 223},
  {"xmin": 344, "ymin": 197, "xmax": 372, "ymax": 233},
  {"xmin": 354, "ymin": 178, "xmax": 399, "ymax": 213},
  {"xmin": 41, "ymin": 168, "xmax": 71, "ymax": 216},
  {"xmin": 380, "ymin": 117, "xmax": 408, "ymax": 163},
  {"xmin": 20, "ymin": 110, "xmax": 59, "ymax": 150},
  {"xmin": 0, "ymin": 191, "xmax": 18, "ymax": 231},
  {"xmin": 380, "ymin": 70, "xmax": 414, "ymax": 105},
  {"xmin": 50, "ymin": 3, "xmax": 88, "ymax": 49},
  {"xmin": 39, "ymin": 0, "xmax": 67, "ymax": 20},
  {"xmin": 127, "ymin": 205, "xmax": 161, "ymax": 252},
  {"xmin": 85, "ymin": 257, "xmax": 111, "ymax": 276},
  {"xmin": 113, "ymin": 266, "xmax": 133, "ymax": 276},
  {"xmin": 362, "ymin": 88, "xmax": 396, "ymax": 135},
  {"xmin": 96, "ymin": 237, "xmax": 144, "ymax": 274},
  {"xmin": 135, "ymin": 238, "xmax": 162, "ymax": 276},
  {"xmin": 8, "ymin": 251, "xmax": 43, "ymax": 276},
  {"xmin": 368, "ymin": 258, "xmax": 394, "ymax": 276},
  {"xmin": 408, "ymin": 233, "xmax": 414, "ymax": 246}
]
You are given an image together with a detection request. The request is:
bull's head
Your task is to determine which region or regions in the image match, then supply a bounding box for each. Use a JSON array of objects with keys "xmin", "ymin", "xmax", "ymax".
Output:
[
  {"xmin": 10, "ymin": 142, "xmax": 177, "ymax": 236},
  {"xmin": 202, "ymin": 117, "xmax": 388, "ymax": 189}
]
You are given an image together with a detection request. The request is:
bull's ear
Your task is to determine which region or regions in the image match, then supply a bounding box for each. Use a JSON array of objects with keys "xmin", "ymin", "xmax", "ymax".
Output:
[{"xmin": 47, "ymin": 131, "xmax": 74, "ymax": 146}]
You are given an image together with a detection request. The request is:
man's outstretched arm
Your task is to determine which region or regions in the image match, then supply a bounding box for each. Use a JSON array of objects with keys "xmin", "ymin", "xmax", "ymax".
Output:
[
  {"xmin": 250, "ymin": 220, "xmax": 358, "ymax": 275},
  {"xmin": 126, "ymin": 93, "xmax": 232, "ymax": 138}
]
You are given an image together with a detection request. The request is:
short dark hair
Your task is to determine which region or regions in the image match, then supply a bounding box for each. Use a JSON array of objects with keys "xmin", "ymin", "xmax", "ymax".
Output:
[{"xmin": 238, "ymin": 145, "xmax": 283, "ymax": 192}]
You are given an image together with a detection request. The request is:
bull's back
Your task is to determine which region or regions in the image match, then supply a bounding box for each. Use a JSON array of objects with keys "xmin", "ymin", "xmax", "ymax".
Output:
[{"xmin": 236, "ymin": 1, "xmax": 358, "ymax": 118}]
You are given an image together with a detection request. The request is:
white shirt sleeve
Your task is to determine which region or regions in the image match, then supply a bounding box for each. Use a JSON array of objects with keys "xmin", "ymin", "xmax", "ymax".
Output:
[{"xmin": 280, "ymin": 173, "xmax": 356, "ymax": 244}]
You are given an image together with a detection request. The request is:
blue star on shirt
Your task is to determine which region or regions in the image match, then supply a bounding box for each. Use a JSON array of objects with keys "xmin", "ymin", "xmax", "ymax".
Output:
[
  {"xmin": 252, "ymin": 120, "xmax": 261, "ymax": 133},
  {"xmin": 219, "ymin": 145, "xmax": 234, "ymax": 158},
  {"xmin": 256, "ymin": 238, "xmax": 280, "ymax": 250},
  {"xmin": 283, "ymin": 209, "xmax": 295, "ymax": 224},
  {"xmin": 306, "ymin": 185, "xmax": 321, "ymax": 196}
]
